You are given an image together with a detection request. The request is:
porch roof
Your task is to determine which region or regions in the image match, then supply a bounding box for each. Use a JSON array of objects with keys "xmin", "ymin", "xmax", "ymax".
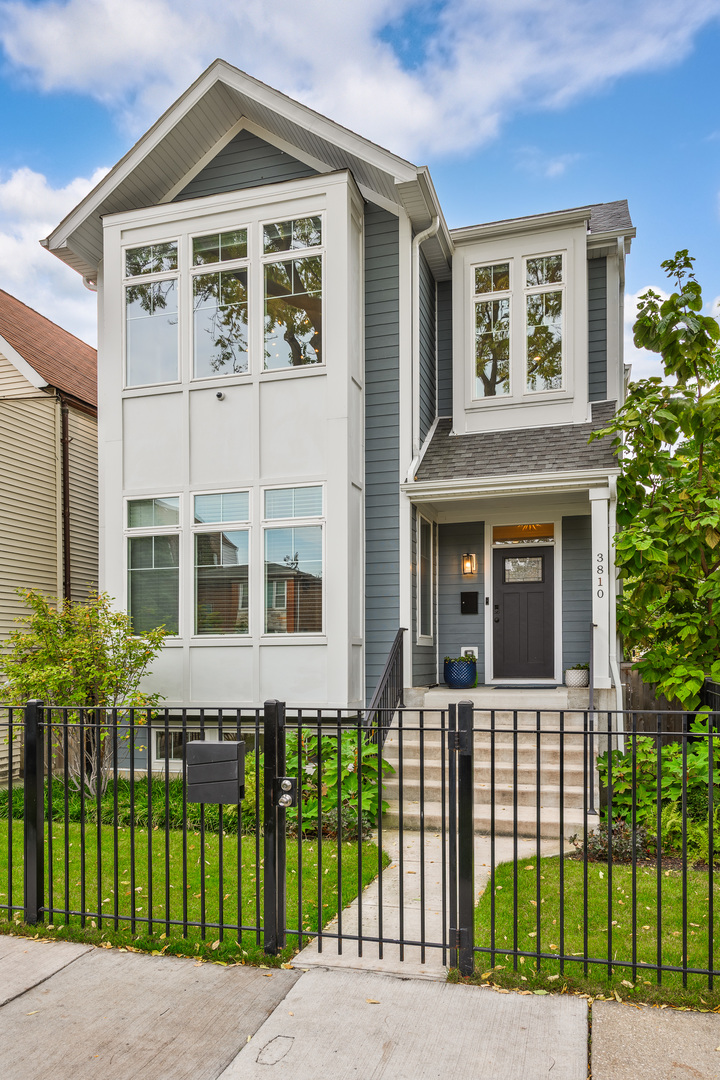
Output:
[{"xmin": 414, "ymin": 401, "xmax": 617, "ymax": 483}]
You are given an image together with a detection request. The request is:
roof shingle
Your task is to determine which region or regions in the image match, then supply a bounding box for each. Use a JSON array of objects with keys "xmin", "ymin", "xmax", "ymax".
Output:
[
  {"xmin": 0, "ymin": 290, "xmax": 97, "ymax": 407},
  {"xmin": 415, "ymin": 402, "xmax": 617, "ymax": 483}
]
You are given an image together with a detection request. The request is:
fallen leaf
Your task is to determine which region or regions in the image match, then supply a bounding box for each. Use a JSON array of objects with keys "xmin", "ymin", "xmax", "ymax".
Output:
[
  {"xmin": 547, "ymin": 975, "xmax": 560, "ymax": 982},
  {"xmin": 211, "ymin": 940, "xmax": 220, "ymax": 951},
  {"xmin": 26, "ymin": 1011, "xmax": 39, "ymax": 1015},
  {"xmin": 366, "ymin": 999, "xmax": 381, "ymax": 1004},
  {"xmin": 262, "ymin": 973, "xmax": 273, "ymax": 978},
  {"xmin": 614, "ymin": 991, "xmax": 622, "ymax": 1002},
  {"xmin": 534, "ymin": 990, "xmax": 548, "ymax": 995},
  {"xmin": 621, "ymin": 980, "xmax": 634, "ymax": 988}
]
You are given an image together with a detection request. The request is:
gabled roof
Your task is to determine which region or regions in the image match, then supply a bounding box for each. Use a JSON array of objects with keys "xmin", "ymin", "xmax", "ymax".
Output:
[
  {"xmin": 0, "ymin": 290, "xmax": 97, "ymax": 407},
  {"xmin": 43, "ymin": 59, "xmax": 453, "ymax": 281}
]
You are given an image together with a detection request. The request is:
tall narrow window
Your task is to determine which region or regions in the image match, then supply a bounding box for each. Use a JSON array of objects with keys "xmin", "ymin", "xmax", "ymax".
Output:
[
  {"xmin": 526, "ymin": 254, "xmax": 563, "ymax": 392},
  {"xmin": 418, "ymin": 515, "xmax": 433, "ymax": 639},
  {"xmin": 126, "ymin": 497, "xmax": 180, "ymax": 634},
  {"xmin": 125, "ymin": 241, "xmax": 179, "ymax": 386},
  {"xmin": 193, "ymin": 491, "xmax": 250, "ymax": 635},
  {"xmin": 263, "ymin": 217, "xmax": 323, "ymax": 369},
  {"xmin": 263, "ymin": 486, "xmax": 323, "ymax": 634},
  {"xmin": 473, "ymin": 263, "xmax": 510, "ymax": 398},
  {"xmin": 192, "ymin": 228, "xmax": 249, "ymax": 377}
]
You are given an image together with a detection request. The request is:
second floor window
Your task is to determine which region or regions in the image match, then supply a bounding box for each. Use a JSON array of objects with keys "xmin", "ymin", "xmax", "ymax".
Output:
[
  {"xmin": 474, "ymin": 262, "xmax": 510, "ymax": 398},
  {"xmin": 125, "ymin": 242, "xmax": 179, "ymax": 387},
  {"xmin": 525, "ymin": 255, "xmax": 563, "ymax": 392}
]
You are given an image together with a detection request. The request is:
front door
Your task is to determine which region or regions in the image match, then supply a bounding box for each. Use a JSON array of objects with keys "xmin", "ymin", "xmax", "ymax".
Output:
[{"xmin": 493, "ymin": 546, "xmax": 554, "ymax": 679}]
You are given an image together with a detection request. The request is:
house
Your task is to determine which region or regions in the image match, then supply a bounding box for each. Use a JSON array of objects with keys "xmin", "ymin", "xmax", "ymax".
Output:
[
  {"xmin": 41, "ymin": 60, "xmax": 633, "ymax": 724},
  {"xmin": 0, "ymin": 289, "xmax": 98, "ymax": 640}
]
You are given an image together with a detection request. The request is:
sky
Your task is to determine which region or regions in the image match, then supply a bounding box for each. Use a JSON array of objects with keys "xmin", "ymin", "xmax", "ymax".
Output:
[{"xmin": 0, "ymin": 0, "xmax": 719, "ymax": 380}]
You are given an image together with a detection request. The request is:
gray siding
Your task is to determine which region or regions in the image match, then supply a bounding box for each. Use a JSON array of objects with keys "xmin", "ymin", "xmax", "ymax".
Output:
[
  {"xmin": 588, "ymin": 258, "xmax": 607, "ymax": 401},
  {"xmin": 418, "ymin": 250, "xmax": 436, "ymax": 443},
  {"xmin": 562, "ymin": 516, "xmax": 592, "ymax": 671},
  {"xmin": 438, "ymin": 522, "xmax": 485, "ymax": 682},
  {"xmin": 174, "ymin": 129, "xmax": 316, "ymax": 201},
  {"xmin": 411, "ymin": 506, "xmax": 437, "ymax": 686},
  {"xmin": 365, "ymin": 204, "xmax": 400, "ymax": 703},
  {"xmin": 437, "ymin": 281, "xmax": 453, "ymax": 417}
]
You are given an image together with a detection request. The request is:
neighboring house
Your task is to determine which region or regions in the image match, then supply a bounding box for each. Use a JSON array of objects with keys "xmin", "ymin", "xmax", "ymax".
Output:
[
  {"xmin": 42, "ymin": 60, "xmax": 633, "ymax": 717},
  {"xmin": 0, "ymin": 290, "xmax": 98, "ymax": 776}
]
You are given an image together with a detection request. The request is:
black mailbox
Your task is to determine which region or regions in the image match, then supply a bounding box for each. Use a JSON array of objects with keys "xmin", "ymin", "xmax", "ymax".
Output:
[
  {"xmin": 186, "ymin": 740, "xmax": 245, "ymax": 804},
  {"xmin": 460, "ymin": 591, "xmax": 479, "ymax": 615}
]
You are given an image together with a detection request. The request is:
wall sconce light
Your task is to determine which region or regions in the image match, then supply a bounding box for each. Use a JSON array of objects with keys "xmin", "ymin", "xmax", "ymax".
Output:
[{"xmin": 461, "ymin": 553, "xmax": 476, "ymax": 575}]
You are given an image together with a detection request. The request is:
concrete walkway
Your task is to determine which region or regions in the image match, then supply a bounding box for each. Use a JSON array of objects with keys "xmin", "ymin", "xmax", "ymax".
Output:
[
  {"xmin": 297, "ymin": 828, "xmax": 563, "ymax": 978},
  {"xmin": 3, "ymin": 934, "xmax": 720, "ymax": 1077}
]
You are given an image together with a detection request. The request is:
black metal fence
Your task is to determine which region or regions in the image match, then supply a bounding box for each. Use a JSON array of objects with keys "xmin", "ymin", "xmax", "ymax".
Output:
[{"xmin": 1, "ymin": 699, "xmax": 719, "ymax": 990}]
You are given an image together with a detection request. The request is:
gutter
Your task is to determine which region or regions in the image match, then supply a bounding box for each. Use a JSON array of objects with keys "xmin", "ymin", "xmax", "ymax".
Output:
[
  {"xmin": 60, "ymin": 397, "xmax": 72, "ymax": 601},
  {"xmin": 411, "ymin": 216, "xmax": 440, "ymax": 456}
]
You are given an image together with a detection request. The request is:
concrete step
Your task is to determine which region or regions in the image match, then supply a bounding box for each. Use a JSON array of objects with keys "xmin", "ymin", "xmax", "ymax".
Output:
[
  {"xmin": 382, "ymin": 741, "xmax": 589, "ymax": 767},
  {"xmin": 383, "ymin": 778, "xmax": 588, "ymax": 810},
  {"xmin": 420, "ymin": 686, "xmax": 592, "ymax": 710},
  {"xmin": 383, "ymin": 800, "xmax": 586, "ymax": 839},
  {"xmin": 386, "ymin": 760, "xmax": 587, "ymax": 786}
]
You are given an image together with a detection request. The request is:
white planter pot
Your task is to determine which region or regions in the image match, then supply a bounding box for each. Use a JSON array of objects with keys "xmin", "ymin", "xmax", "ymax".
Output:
[{"xmin": 565, "ymin": 668, "xmax": 589, "ymax": 688}]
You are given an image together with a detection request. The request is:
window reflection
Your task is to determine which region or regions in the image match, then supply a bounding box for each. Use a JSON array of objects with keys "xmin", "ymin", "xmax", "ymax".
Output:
[
  {"xmin": 475, "ymin": 298, "xmax": 510, "ymax": 397},
  {"xmin": 526, "ymin": 290, "xmax": 563, "ymax": 392},
  {"xmin": 193, "ymin": 269, "xmax": 249, "ymax": 376},
  {"xmin": 195, "ymin": 531, "xmax": 249, "ymax": 634},
  {"xmin": 264, "ymin": 525, "xmax": 322, "ymax": 633},
  {"xmin": 126, "ymin": 280, "xmax": 178, "ymax": 386},
  {"xmin": 264, "ymin": 256, "xmax": 322, "ymax": 368}
]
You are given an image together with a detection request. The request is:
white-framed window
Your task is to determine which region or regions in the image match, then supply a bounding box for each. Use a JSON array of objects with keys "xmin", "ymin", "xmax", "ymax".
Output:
[
  {"xmin": 262, "ymin": 216, "xmax": 323, "ymax": 370},
  {"xmin": 417, "ymin": 513, "xmax": 434, "ymax": 642},
  {"xmin": 191, "ymin": 490, "xmax": 251, "ymax": 636},
  {"xmin": 525, "ymin": 253, "xmax": 564, "ymax": 393},
  {"xmin": 470, "ymin": 250, "xmax": 566, "ymax": 404},
  {"xmin": 124, "ymin": 240, "xmax": 179, "ymax": 387},
  {"xmin": 125, "ymin": 495, "xmax": 181, "ymax": 635},
  {"xmin": 473, "ymin": 262, "xmax": 510, "ymax": 399},
  {"xmin": 191, "ymin": 227, "xmax": 249, "ymax": 378},
  {"xmin": 262, "ymin": 484, "xmax": 324, "ymax": 634}
]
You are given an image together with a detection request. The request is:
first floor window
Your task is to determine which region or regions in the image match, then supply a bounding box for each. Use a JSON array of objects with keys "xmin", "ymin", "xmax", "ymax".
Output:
[
  {"xmin": 264, "ymin": 525, "xmax": 322, "ymax": 633},
  {"xmin": 128, "ymin": 534, "xmax": 179, "ymax": 634},
  {"xmin": 195, "ymin": 530, "xmax": 249, "ymax": 634},
  {"xmin": 418, "ymin": 516, "xmax": 433, "ymax": 639}
]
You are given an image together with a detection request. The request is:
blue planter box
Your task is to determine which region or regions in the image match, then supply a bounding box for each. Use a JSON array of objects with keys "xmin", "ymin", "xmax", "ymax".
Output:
[{"xmin": 444, "ymin": 659, "xmax": 476, "ymax": 689}]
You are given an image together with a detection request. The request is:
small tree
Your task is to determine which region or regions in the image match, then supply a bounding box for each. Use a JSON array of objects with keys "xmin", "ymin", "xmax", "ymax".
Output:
[
  {"xmin": 1, "ymin": 590, "xmax": 166, "ymax": 794},
  {"xmin": 595, "ymin": 252, "xmax": 720, "ymax": 709}
]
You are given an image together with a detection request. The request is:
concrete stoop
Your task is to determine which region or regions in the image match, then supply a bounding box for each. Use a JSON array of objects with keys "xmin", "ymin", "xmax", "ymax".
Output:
[{"xmin": 381, "ymin": 695, "xmax": 600, "ymax": 841}]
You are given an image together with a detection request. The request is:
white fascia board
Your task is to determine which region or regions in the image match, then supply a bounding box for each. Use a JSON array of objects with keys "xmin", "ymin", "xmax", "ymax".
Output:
[
  {"xmin": 44, "ymin": 58, "xmax": 418, "ymax": 257},
  {"xmin": 588, "ymin": 228, "xmax": 636, "ymax": 253},
  {"xmin": 451, "ymin": 207, "xmax": 592, "ymax": 245},
  {"xmin": 0, "ymin": 333, "xmax": 48, "ymax": 390},
  {"xmin": 402, "ymin": 467, "xmax": 620, "ymax": 502}
]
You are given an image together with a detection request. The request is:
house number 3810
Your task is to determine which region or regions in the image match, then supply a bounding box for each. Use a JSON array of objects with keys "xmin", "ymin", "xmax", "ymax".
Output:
[{"xmin": 596, "ymin": 553, "xmax": 605, "ymax": 599}]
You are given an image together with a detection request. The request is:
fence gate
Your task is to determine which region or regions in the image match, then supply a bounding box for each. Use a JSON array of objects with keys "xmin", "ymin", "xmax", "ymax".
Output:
[{"xmin": 261, "ymin": 698, "xmax": 476, "ymax": 974}]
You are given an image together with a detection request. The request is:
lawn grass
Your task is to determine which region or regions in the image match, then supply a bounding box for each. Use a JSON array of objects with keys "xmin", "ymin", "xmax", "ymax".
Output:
[
  {"xmin": 0, "ymin": 819, "xmax": 387, "ymax": 966},
  {"xmin": 469, "ymin": 855, "xmax": 720, "ymax": 1010}
]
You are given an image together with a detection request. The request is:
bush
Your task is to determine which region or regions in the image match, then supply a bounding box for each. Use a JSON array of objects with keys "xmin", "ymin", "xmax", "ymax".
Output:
[{"xmin": 570, "ymin": 821, "xmax": 655, "ymax": 862}]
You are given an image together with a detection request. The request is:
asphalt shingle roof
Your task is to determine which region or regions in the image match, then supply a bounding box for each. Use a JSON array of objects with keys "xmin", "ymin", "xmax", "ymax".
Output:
[
  {"xmin": 415, "ymin": 401, "xmax": 617, "ymax": 483},
  {"xmin": 0, "ymin": 290, "xmax": 97, "ymax": 407}
]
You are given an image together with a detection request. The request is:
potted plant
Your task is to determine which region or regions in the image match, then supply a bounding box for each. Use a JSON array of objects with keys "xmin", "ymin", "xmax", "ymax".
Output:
[
  {"xmin": 444, "ymin": 652, "xmax": 477, "ymax": 689},
  {"xmin": 564, "ymin": 662, "xmax": 589, "ymax": 688}
]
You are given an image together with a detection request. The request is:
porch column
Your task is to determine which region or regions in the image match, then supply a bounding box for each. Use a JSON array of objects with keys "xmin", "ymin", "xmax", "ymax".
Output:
[{"xmin": 588, "ymin": 488, "xmax": 611, "ymax": 688}]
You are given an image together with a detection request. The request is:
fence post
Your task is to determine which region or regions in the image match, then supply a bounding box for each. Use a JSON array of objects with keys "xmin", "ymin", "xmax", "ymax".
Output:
[
  {"xmin": 24, "ymin": 699, "xmax": 45, "ymax": 925},
  {"xmin": 457, "ymin": 699, "xmax": 475, "ymax": 976},
  {"xmin": 263, "ymin": 699, "xmax": 287, "ymax": 955}
]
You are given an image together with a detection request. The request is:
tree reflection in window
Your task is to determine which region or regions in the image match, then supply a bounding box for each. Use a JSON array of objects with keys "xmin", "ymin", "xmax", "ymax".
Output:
[
  {"xmin": 264, "ymin": 256, "xmax": 322, "ymax": 368},
  {"xmin": 475, "ymin": 298, "xmax": 510, "ymax": 396},
  {"xmin": 125, "ymin": 242, "xmax": 177, "ymax": 277},
  {"xmin": 193, "ymin": 269, "xmax": 248, "ymax": 376},
  {"xmin": 526, "ymin": 290, "xmax": 563, "ymax": 391}
]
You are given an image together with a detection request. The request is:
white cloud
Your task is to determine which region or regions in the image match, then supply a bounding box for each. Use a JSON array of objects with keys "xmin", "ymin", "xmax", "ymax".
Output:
[
  {"xmin": 0, "ymin": 166, "xmax": 107, "ymax": 344},
  {"xmin": 1, "ymin": 0, "xmax": 719, "ymax": 158},
  {"xmin": 515, "ymin": 148, "xmax": 583, "ymax": 179}
]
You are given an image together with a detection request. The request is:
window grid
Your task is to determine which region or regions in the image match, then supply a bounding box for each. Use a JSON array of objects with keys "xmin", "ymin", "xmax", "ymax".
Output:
[{"xmin": 262, "ymin": 485, "xmax": 324, "ymax": 636}]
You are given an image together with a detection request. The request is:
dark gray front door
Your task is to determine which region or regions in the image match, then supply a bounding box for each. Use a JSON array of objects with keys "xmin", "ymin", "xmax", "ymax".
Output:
[{"xmin": 493, "ymin": 546, "xmax": 554, "ymax": 679}]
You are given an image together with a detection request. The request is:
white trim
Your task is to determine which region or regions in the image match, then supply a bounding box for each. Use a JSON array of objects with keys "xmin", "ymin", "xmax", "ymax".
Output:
[
  {"xmin": 452, "ymin": 207, "xmax": 591, "ymax": 245},
  {"xmin": 0, "ymin": 333, "xmax": 48, "ymax": 390},
  {"xmin": 416, "ymin": 511, "xmax": 434, "ymax": 645},
  {"xmin": 404, "ymin": 468, "xmax": 619, "ymax": 502},
  {"xmin": 260, "ymin": 481, "xmax": 325, "ymax": 637}
]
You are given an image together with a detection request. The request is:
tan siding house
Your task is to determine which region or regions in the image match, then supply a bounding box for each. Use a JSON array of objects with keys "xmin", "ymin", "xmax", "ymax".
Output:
[{"xmin": 0, "ymin": 292, "xmax": 97, "ymax": 779}]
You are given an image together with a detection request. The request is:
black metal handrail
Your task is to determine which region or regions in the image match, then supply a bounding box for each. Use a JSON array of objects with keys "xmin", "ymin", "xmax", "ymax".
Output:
[{"xmin": 363, "ymin": 627, "xmax": 406, "ymax": 744}]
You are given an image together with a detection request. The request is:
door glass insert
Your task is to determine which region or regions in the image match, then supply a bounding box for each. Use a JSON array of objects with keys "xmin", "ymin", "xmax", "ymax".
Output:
[{"xmin": 504, "ymin": 556, "xmax": 543, "ymax": 583}]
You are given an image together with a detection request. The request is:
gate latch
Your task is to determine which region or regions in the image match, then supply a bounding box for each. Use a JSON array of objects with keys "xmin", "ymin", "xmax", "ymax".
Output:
[{"xmin": 273, "ymin": 776, "xmax": 298, "ymax": 808}]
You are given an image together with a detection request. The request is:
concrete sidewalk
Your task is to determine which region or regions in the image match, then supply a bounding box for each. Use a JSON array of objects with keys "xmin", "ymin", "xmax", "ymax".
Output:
[{"xmin": 1, "ymin": 934, "xmax": 719, "ymax": 1078}]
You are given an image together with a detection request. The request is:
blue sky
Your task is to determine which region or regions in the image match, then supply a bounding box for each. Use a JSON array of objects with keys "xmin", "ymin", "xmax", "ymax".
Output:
[{"xmin": 0, "ymin": 0, "xmax": 718, "ymax": 379}]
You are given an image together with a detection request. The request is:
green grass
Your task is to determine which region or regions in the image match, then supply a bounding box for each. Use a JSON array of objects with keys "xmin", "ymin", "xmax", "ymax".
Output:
[
  {"xmin": 0, "ymin": 819, "xmax": 387, "ymax": 965},
  {"xmin": 469, "ymin": 855, "xmax": 720, "ymax": 1009}
]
